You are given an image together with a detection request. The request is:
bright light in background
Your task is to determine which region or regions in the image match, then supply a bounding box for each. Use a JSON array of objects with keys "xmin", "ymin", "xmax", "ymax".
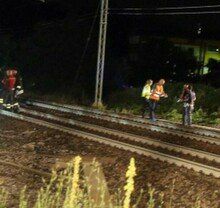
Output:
[
  {"xmin": 203, "ymin": 66, "xmax": 209, "ymax": 74},
  {"xmin": 197, "ymin": 23, "xmax": 202, "ymax": 36}
]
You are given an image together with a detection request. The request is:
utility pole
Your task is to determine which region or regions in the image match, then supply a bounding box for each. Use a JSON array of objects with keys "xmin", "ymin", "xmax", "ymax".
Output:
[{"xmin": 93, "ymin": 0, "xmax": 109, "ymax": 108}]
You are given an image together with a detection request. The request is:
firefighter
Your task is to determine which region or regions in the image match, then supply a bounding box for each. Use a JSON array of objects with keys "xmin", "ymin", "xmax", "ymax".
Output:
[
  {"xmin": 2, "ymin": 68, "xmax": 21, "ymax": 111},
  {"xmin": 149, "ymin": 79, "xmax": 168, "ymax": 121},
  {"xmin": 141, "ymin": 79, "xmax": 153, "ymax": 118},
  {"xmin": 13, "ymin": 69, "xmax": 24, "ymax": 112}
]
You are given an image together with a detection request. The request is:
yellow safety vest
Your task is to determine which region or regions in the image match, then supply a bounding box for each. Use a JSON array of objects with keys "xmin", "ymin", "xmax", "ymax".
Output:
[{"xmin": 141, "ymin": 84, "xmax": 151, "ymax": 99}]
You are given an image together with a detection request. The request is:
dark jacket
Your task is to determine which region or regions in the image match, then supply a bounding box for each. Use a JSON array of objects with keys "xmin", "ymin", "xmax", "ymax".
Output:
[{"xmin": 182, "ymin": 90, "xmax": 196, "ymax": 105}]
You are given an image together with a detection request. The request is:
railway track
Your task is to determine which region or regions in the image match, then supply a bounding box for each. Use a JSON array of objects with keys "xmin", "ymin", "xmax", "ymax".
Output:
[
  {"xmin": 20, "ymin": 107, "xmax": 220, "ymax": 162},
  {"xmin": 1, "ymin": 105, "xmax": 220, "ymax": 178},
  {"xmin": 27, "ymin": 100, "xmax": 220, "ymax": 138},
  {"xmin": 25, "ymin": 100, "xmax": 220, "ymax": 145}
]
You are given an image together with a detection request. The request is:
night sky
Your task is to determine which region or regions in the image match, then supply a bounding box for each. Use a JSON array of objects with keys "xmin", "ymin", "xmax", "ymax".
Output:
[
  {"xmin": 1, "ymin": 0, "xmax": 220, "ymax": 39},
  {"xmin": 0, "ymin": 0, "xmax": 219, "ymax": 94}
]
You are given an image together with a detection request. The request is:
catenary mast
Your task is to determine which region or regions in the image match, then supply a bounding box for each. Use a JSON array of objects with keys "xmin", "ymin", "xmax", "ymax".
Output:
[{"xmin": 94, "ymin": 0, "xmax": 109, "ymax": 107}]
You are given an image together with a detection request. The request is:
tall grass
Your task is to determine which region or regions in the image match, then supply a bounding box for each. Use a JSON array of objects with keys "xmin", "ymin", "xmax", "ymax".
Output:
[
  {"xmin": 0, "ymin": 157, "xmax": 203, "ymax": 208},
  {"xmin": 0, "ymin": 187, "xmax": 8, "ymax": 208}
]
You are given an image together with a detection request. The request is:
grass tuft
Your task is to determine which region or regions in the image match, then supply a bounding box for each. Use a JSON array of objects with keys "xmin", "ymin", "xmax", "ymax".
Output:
[{"xmin": 0, "ymin": 157, "xmax": 204, "ymax": 208}]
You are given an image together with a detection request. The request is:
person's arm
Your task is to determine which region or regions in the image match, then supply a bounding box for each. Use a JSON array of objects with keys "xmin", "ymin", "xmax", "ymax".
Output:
[
  {"xmin": 152, "ymin": 85, "xmax": 161, "ymax": 97},
  {"xmin": 145, "ymin": 85, "xmax": 151, "ymax": 98},
  {"xmin": 2, "ymin": 78, "xmax": 6, "ymax": 85},
  {"xmin": 179, "ymin": 90, "xmax": 187, "ymax": 101},
  {"xmin": 159, "ymin": 86, "xmax": 168, "ymax": 98},
  {"xmin": 141, "ymin": 86, "xmax": 147, "ymax": 97},
  {"xmin": 189, "ymin": 92, "xmax": 196, "ymax": 105},
  {"xmin": 154, "ymin": 85, "xmax": 160, "ymax": 95},
  {"xmin": 180, "ymin": 90, "xmax": 185, "ymax": 100}
]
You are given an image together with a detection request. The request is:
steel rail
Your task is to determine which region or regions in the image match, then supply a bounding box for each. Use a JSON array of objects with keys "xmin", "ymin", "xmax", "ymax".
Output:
[
  {"xmin": 0, "ymin": 159, "xmax": 51, "ymax": 178},
  {"xmin": 1, "ymin": 109, "xmax": 220, "ymax": 178},
  {"xmin": 159, "ymin": 118, "xmax": 220, "ymax": 133},
  {"xmin": 28, "ymin": 100, "xmax": 220, "ymax": 138},
  {"xmin": 20, "ymin": 108, "xmax": 220, "ymax": 163},
  {"xmin": 60, "ymin": 105, "xmax": 220, "ymax": 136},
  {"xmin": 28, "ymin": 101, "xmax": 220, "ymax": 145}
]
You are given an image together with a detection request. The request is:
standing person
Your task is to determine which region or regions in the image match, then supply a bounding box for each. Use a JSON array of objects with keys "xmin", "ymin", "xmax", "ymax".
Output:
[
  {"xmin": 2, "ymin": 69, "xmax": 16, "ymax": 110},
  {"xmin": 141, "ymin": 79, "xmax": 153, "ymax": 118},
  {"xmin": 13, "ymin": 68, "xmax": 24, "ymax": 112},
  {"xmin": 149, "ymin": 79, "xmax": 168, "ymax": 121},
  {"xmin": 179, "ymin": 84, "xmax": 196, "ymax": 126}
]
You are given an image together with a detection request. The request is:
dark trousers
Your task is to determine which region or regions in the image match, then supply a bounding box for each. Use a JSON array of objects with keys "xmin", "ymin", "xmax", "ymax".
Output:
[
  {"xmin": 0, "ymin": 89, "xmax": 3, "ymax": 107},
  {"xmin": 142, "ymin": 98, "xmax": 150, "ymax": 117},
  {"xmin": 183, "ymin": 105, "xmax": 193, "ymax": 126},
  {"xmin": 3, "ymin": 90, "xmax": 14, "ymax": 109},
  {"xmin": 13, "ymin": 93, "xmax": 20, "ymax": 112},
  {"xmin": 149, "ymin": 100, "xmax": 157, "ymax": 120}
]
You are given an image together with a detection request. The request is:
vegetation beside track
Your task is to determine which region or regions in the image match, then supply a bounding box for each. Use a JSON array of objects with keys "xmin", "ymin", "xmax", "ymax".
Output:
[
  {"xmin": 24, "ymin": 83, "xmax": 220, "ymax": 126},
  {"xmin": 107, "ymin": 83, "xmax": 220, "ymax": 126},
  {"xmin": 0, "ymin": 157, "xmax": 203, "ymax": 208}
]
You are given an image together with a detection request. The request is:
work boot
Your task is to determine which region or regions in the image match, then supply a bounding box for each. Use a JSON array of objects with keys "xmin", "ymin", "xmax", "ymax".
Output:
[{"xmin": 13, "ymin": 106, "xmax": 20, "ymax": 113}]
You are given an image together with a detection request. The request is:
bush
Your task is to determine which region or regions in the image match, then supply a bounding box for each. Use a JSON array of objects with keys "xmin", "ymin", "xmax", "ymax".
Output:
[
  {"xmin": 193, "ymin": 109, "xmax": 207, "ymax": 123},
  {"xmin": 107, "ymin": 83, "xmax": 220, "ymax": 124},
  {"xmin": 163, "ymin": 109, "xmax": 182, "ymax": 122},
  {"xmin": 107, "ymin": 88, "xmax": 142, "ymax": 114}
]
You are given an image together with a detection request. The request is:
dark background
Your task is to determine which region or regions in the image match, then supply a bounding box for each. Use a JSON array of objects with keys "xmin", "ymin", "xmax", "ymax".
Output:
[{"xmin": 0, "ymin": 0, "xmax": 219, "ymax": 101}]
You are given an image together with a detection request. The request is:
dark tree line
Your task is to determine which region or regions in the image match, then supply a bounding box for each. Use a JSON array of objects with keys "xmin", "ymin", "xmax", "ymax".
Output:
[
  {"xmin": 0, "ymin": 0, "xmax": 219, "ymax": 103},
  {"xmin": 107, "ymin": 37, "xmax": 199, "ymax": 89}
]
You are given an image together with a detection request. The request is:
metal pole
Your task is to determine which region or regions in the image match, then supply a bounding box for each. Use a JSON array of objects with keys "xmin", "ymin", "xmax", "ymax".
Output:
[{"xmin": 94, "ymin": 0, "xmax": 109, "ymax": 108}]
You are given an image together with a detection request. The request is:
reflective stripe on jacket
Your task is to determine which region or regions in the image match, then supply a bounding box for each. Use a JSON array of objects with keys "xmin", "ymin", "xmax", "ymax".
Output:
[{"xmin": 150, "ymin": 84, "xmax": 164, "ymax": 101}]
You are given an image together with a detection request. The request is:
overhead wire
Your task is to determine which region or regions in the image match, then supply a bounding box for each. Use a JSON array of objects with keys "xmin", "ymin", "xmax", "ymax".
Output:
[
  {"xmin": 2, "ymin": 3, "xmax": 220, "ymax": 33},
  {"xmin": 153, "ymin": 4, "xmax": 220, "ymax": 10},
  {"xmin": 110, "ymin": 4, "xmax": 220, "ymax": 11},
  {"xmin": 110, "ymin": 4, "xmax": 220, "ymax": 16},
  {"xmin": 0, "ymin": 12, "xmax": 96, "ymax": 34},
  {"xmin": 110, "ymin": 10, "xmax": 220, "ymax": 16}
]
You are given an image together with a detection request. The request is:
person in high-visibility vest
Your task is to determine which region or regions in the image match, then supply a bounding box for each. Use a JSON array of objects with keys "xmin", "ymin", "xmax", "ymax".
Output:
[
  {"xmin": 149, "ymin": 79, "xmax": 168, "ymax": 121},
  {"xmin": 141, "ymin": 79, "xmax": 153, "ymax": 118}
]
